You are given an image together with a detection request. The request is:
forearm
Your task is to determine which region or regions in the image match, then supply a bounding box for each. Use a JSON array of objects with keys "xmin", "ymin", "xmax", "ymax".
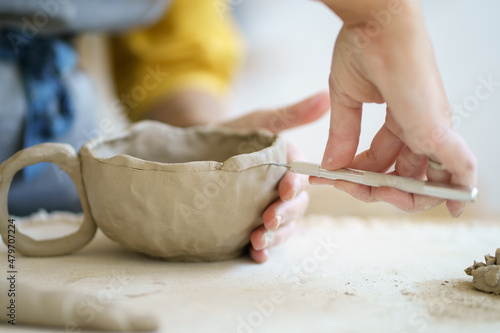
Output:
[{"xmin": 146, "ymin": 89, "xmax": 225, "ymax": 127}]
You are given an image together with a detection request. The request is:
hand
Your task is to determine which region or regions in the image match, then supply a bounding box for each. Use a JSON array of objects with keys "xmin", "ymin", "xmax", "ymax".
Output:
[
  {"xmin": 315, "ymin": 1, "xmax": 477, "ymax": 217},
  {"xmin": 223, "ymin": 93, "xmax": 330, "ymax": 262}
]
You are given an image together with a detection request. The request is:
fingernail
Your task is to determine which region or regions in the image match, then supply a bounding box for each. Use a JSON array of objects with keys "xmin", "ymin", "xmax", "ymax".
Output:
[
  {"xmin": 428, "ymin": 158, "xmax": 446, "ymax": 170},
  {"xmin": 333, "ymin": 182, "xmax": 345, "ymax": 192},
  {"xmin": 456, "ymin": 209, "xmax": 464, "ymax": 218},
  {"xmin": 262, "ymin": 230, "xmax": 273, "ymax": 248},
  {"xmin": 273, "ymin": 216, "xmax": 282, "ymax": 230}
]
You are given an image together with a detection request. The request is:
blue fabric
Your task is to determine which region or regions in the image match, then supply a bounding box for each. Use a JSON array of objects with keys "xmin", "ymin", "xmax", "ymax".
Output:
[
  {"xmin": 0, "ymin": 59, "xmax": 98, "ymax": 216},
  {"xmin": 0, "ymin": 30, "xmax": 76, "ymax": 180}
]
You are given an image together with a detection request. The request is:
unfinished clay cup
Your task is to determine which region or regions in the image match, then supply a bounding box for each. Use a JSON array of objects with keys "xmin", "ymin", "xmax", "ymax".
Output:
[{"xmin": 0, "ymin": 121, "xmax": 287, "ymax": 261}]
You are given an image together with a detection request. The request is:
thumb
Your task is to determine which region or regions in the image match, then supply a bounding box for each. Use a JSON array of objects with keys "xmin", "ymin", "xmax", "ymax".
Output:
[
  {"xmin": 321, "ymin": 88, "xmax": 362, "ymax": 170},
  {"xmin": 223, "ymin": 92, "xmax": 330, "ymax": 133}
]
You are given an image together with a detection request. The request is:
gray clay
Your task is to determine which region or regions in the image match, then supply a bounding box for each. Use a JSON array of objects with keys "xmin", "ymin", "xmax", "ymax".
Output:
[
  {"xmin": 0, "ymin": 280, "xmax": 157, "ymax": 330},
  {"xmin": 80, "ymin": 121, "xmax": 287, "ymax": 261},
  {"xmin": 465, "ymin": 248, "xmax": 500, "ymax": 295},
  {"xmin": 0, "ymin": 121, "xmax": 287, "ymax": 261}
]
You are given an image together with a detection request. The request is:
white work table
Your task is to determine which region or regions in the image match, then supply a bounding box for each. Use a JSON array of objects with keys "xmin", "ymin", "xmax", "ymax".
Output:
[{"xmin": 1, "ymin": 213, "xmax": 499, "ymax": 333}]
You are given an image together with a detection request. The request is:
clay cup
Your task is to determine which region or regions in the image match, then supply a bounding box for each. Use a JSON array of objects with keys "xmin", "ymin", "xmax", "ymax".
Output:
[{"xmin": 0, "ymin": 121, "xmax": 287, "ymax": 261}]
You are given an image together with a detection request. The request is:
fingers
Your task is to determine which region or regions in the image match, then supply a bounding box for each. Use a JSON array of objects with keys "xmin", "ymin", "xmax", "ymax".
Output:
[
  {"xmin": 317, "ymin": 127, "xmax": 475, "ymax": 217},
  {"xmin": 249, "ymin": 247, "xmax": 269, "ymax": 264},
  {"xmin": 310, "ymin": 177, "xmax": 377, "ymax": 203},
  {"xmin": 425, "ymin": 152, "xmax": 465, "ymax": 218},
  {"xmin": 250, "ymin": 143, "xmax": 310, "ymax": 264},
  {"xmin": 427, "ymin": 130, "xmax": 476, "ymax": 217},
  {"xmin": 310, "ymin": 145, "xmax": 446, "ymax": 212},
  {"xmin": 279, "ymin": 143, "xmax": 309, "ymax": 201},
  {"xmin": 394, "ymin": 146, "xmax": 428, "ymax": 179},
  {"xmin": 322, "ymin": 86, "xmax": 363, "ymax": 170},
  {"xmin": 222, "ymin": 91, "xmax": 330, "ymax": 133},
  {"xmin": 312, "ymin": 122, "xmax": 404, "ymax": 203},
  {"xmin": 374, "ymin": 185, "xmax": 444, "ymax": 213},
  {"xmin": 249, "ymin": 221, "xmax": 296, "ymax": 263},
  {"xmin": 262, "ymin": 192, "xmax": 309, "ymax": 231},
  {"xmin": 278, "ymin": 171, "xmax": 308, "ymax": 202},
  {"xmin": 366, "ymin": 148, "xmax": 443, "ymax": 212},
  {"xmin": 435, "ymin": 131, "xmax": 477, "ymax": 186},
  {"xmin": 249, "ymin": 191, "xmax": 309, "ymax": 264},
  {"xmin": 349, "ymin": 123, "xmax": 405, "ymax": 172},
  {"xmin": 407, "ymin": 127, "xmax": 477, "ymax": 186},
  {"xmin": 384, "ymin": 82, "xmax": 476, "ymax": 217},
  {"xmin": 405, "ymin": 126, "xmax": 476, "ymax": 217},
  {"xmin": 425, "ymin": 162, "xmax": 451, "ymax": 184}
]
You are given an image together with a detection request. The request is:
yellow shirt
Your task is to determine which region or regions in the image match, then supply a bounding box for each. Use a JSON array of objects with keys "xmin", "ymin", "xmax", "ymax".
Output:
[{"xmin": 110, "ymin": 0, "xmax": 241, "ymax": 122}]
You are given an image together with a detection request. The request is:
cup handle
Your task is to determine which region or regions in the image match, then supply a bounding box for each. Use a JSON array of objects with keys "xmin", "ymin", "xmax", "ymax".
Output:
[{"xmin": 0, "ymin": 143, "xmax": 97, "ymax": 256}]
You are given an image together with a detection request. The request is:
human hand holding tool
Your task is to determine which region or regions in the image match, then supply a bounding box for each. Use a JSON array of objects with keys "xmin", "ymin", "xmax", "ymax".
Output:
[
  {"xmin": 270, "ymin": 161, "xmax": 478, "ymax": 202},
  {"xmin": 320, "ymin": 0, "xmax": 477, "ymax": 217}
]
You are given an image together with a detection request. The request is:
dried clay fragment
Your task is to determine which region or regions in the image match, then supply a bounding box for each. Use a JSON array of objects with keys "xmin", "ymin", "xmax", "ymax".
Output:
[
  {"xmin": 465, "ymin": 248, "xmax": 500, "ymax": 295},
  {"xmin": 0, "ymin": 281, "xmax": 157, "ymax": 330}
]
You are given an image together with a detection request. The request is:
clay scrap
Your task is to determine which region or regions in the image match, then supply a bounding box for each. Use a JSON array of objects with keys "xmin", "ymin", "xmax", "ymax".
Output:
[
  {"xmin": 465, "ymin": 248, "xmax": 500, "ymax": 295},
  {"xmin": 0, "ymin": 280, "xmax": 157, "ymax": 331}
]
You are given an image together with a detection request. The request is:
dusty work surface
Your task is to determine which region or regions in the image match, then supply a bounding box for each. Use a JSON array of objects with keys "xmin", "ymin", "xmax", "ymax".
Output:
[{"xmin": 1, "ymin": 215, "xmax": 500, "ymax": 333}]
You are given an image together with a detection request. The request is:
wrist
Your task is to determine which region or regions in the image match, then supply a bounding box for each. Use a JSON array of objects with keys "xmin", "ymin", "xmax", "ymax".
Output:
[{"xmin": 336, "ymin": 0, "xmax": 429, "ymax": 67}]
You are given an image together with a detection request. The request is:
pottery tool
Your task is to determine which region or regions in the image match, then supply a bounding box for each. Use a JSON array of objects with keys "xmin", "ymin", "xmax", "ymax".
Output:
[{"xmin": 268, "ymin": 161, "xmax": 478, "ymax": 202}]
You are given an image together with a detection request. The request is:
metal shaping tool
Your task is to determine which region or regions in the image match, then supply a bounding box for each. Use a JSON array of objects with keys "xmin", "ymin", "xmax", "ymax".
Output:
[{"xmin": 268, "ymin": 161, "xmax": 478, "ymax": 202}]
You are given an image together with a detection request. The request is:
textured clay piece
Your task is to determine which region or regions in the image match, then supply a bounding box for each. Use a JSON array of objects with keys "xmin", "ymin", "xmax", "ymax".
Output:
[
  {"xmin": 464, "ymin": 248, "xmax": 500, "ymax": 295},
  {"xmin": 0, "ymin": 280, "xmax": 158, "ymax": 331},
  {"xmin": 0, "ymin": 143, "xmax": 97, "ymax": 256},
  {"xmin": 81, "ymin": 121, "xmax": 286, "ymax": 261},
  {"xmin": 0, "ymin": 121, "xmax": 287, "ymax": 261}
]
